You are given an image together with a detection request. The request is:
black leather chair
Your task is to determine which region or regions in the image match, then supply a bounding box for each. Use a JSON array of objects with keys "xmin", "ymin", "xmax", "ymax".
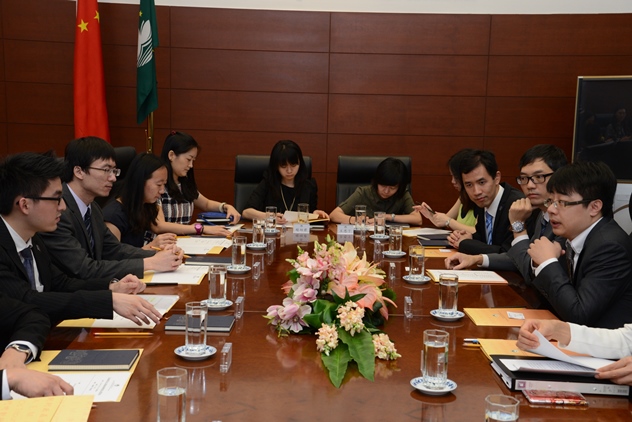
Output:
[
  {"xmin": 335, "ymin": 156, "xmax": 412, "ymax": 205},
  {"xmin": 95, "ymin": 146, "xmax": 137, "ymax": 208},
  {"xmin": 233, "ymin": 155, "xmax": 312, "ymax": 213}
]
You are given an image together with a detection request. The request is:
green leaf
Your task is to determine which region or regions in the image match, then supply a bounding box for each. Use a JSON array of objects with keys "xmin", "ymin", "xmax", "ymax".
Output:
[
  {"xmin": 303, "ymin": 313, "xmax": 322, "ymax": 329},
  {"xmin": 338, "ymin": 328, "xmax": 375, "ymax": 382},
  {"xmin": 321, "ymin": 344, "xmax": 351, "ymax": 388}
]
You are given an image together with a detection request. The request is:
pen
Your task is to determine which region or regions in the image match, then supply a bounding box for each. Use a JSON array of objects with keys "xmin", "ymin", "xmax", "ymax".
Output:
[
  {"xmin": 150, "ymin": 246, "xmax": 191, "ymax": 259},
  {"xmin": 424, "ymin": 204, "xmax": 436, "ymax": 215},
  {"xmin": 463, "ymin": 338, "xmax": 479, "ymax": 344},
  {"xmin": 93, "ymin": 332, "xmax": 153, "ymax": 337},
  {"xmin": 145, "ymin": 282, "xmax": 178, "ymax": 286}
]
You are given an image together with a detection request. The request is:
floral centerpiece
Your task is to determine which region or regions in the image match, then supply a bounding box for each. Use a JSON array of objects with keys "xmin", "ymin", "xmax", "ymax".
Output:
[{"xmin": 265, "ymin": 235, "xmax": 400, "ymax": 388}]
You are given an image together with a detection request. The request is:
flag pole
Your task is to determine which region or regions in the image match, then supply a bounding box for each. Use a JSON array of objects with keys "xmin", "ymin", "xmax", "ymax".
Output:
[{"xmin": 146, "ymin": 111, "xmax": 154, "ymax": 153}]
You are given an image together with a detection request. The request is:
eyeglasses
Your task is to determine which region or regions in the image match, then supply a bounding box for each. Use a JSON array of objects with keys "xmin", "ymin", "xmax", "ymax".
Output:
[
  {"xmin": 88, "ymin": 167, "xmax": 121, "ymax": 177},
  {"xmin": 543, "ymin": 198, "xmax": 594, "ymax": 209},
  {"xmin": 516, "ymin": 173, "xmax": 554, "ymax": 185},
  {"xmin": 21, "ymin": 196, "xmax": 64, "ymax": 205}
]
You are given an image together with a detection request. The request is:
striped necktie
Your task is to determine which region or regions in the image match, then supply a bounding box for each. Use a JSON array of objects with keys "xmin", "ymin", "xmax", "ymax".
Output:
[
  {"xmin": 485, "ymin": 211, "xmax": 493, "ymax": 245},
  {"xmin": 566, "ymin": 240, "xmax": 576, "ymax": 281},
  {"xmin": 19, "ymin": 246, "xmax": 37, "ymax": 290},
  {"xmin": 84, "ymin": 207, "xmax": 95, "ymax": 257}
]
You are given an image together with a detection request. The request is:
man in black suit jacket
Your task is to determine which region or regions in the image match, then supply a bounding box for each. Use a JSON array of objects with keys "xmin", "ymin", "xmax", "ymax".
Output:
[
  {"xmin": 446, "ymin": 145, "xmax": 568, "ymax": 284},
  {"xmin": 0, "ymin": 293, "xmax": 73, "ymax": 399},
  {"xmin": 0, "ymin": 152, "xmax": 161, "ymax": 326},
  {"xmin": 40, "ymin": 137, "xmax": 181, "ymax": 282},
  {"xmin": 528, "ymin": 161, "xmax": 632, "ymax": 329},
  {"xmin": 448, "ymin": 149, "xmax": 524, "ymax": 254}
]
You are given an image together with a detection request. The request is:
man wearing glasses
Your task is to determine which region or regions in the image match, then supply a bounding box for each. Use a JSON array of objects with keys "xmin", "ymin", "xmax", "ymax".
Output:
[
  {"xmin": 40, "ymin": 137, "xmax": 182, "ymax": 282},
  {"xmin": 527, "ymin": 161, "xmax": 632, "ymax": 329},
  {"xmin": 0, "ymin": 152, "xmax": 161, "ymax": 325},
  {"xmin": 446, "ymin": 145, "xmax": 567, "ymax": 283}
]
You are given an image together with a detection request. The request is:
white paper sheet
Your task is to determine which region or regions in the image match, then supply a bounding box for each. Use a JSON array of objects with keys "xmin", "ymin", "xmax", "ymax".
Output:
[
  {"xmin": 91, "ymin": 295, "xmax": 179, "ymax": 329},
  {"xmin": 143, "ymin": 265, "xmax": 207, "ymax": 284},
  {"xmin": 426, "ymin": 269, "xmax": 507, "ymax": 283},
  {"xmin": 12, "ymin": 372, "xmax": 132, "ymax": 402},
  {"xmin": 402, "ymin": 228, "xmax": 451, "ymax": 237},
  {"xmin": 176, "ymin": 237, "xmax": 232, "ymax": 254},
  {"xmin": 528, "ymin": 330, "xmax": 614, "ymax": 370}
]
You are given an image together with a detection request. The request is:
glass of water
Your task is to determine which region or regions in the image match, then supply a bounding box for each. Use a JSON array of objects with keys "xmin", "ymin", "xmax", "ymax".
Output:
[
  {"xmin": 421, "ymin": 329, "xmax": 449, "ymax": 389},
  {"xmin": 485, "ymin": 394, "xmax": 519, "ymax": 421},
  {"xmin": 389, "ymin": 225, "xmax": 402, "ymax": 252},
  {"xmin": 252, "ymin": 218, "xmax": 265, "ymax": 244},
  {"xmin": 185, "ymin": 301, "xmax": 207, "ymax": 355},
  {"xmin": 374, "ymin": 211, "xmax": 386, "ymax": 237},
  {"xmin": 265, "ymin": 206, "xmax": 277, "ymax": 231},
  {"xmin": 438, "ymin": 273, "xmax": 459, "ymax": 316},
  {"xmin": 208, "ymin": 264, "xmax": 227, "ymax": 306},
  {"xmin": 157, "ymin": 367, "xmax": 187, "ymax": 422},
  {"xmin": 355, "ymin": 205, "xmax": 367, "ymax": 231}
]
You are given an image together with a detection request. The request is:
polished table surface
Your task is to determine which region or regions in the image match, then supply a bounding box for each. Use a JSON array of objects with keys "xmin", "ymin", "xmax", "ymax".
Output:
[{"xmin": 44, "ymin": 227, "xmax": 632, "ymax": 421}]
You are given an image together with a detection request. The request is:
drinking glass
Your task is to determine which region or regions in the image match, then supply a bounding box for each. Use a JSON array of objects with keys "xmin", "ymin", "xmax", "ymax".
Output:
[
  {"xmin": 231, "ymin": 236, "xmax": 247, "ymax": 268},
  {"xmin": 389, "ymin": 225, "xmax": 402, "ymax": 252},
  {"xmin": 485, "ymin": 394, "xmax": 519, "ymax": 421},
  {"xmin": 208, "ymin": 265, "xmax": 227, "ymax": 306},
  {"xmin": 438, "ymin": 273, "xmax": 459, "ymax": 315},
  {"xmin": 421, "ymin": 329, "xmax": 449, "ymax": 389},
  {"xmin": 185, "ymin": 301, "xmax": 208, "ymax": 355},
  {"xmin": 297, "ymin": 203, "xmax": 309, "ymax": 223},
  {"xmin": 408, "ymin": 245, "xmax": 425, "ymax": 279},
  {"xmin": 374, "ymin": 211, "xmax": 386, "ymax": 237},
  {"xmin": 265, "ymin": 206, "xmax": 277, "ymax": 231},
  {"xmin": 157, "ymin": 367, "xmax": 187, "ymax": 422},
  {"xmin": 252, "ymin": 218, "xmax": 265, "ymax": 244},
  {"xmin": 355, "ymin": 205, "xmax": 367, "ymax": 231}
]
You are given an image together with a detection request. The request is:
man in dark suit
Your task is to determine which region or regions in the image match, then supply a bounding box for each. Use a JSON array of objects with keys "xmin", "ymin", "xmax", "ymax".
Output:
[
  {"xmin": 446, "ymin": 145, "xmax": 568, "ymax": 284},
  {"xmin": 0, "ymin": 152, "xmax": 162, "ymax": 325},
  {"xmin": 448, "ymin": 149, "xmax": 524, "ymax": 254},
  {"xmin": 528, "ymin": 161, "xmax": 632, "ymax": 329},
  {"xmin": 40, "ymin": 137, "xmax": 181, "ymax": 282},
  {"xmin": 0, "ymin": 293, "xmax": 73, "ymax": 399}
]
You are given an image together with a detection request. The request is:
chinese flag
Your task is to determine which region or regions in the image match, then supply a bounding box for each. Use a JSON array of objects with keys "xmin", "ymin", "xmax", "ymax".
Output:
[{"xmin": 74, "ymin": 0, "xmax": 110, "ymax": 142}]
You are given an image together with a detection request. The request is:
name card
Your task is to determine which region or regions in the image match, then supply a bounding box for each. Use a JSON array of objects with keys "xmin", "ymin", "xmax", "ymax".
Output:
[
  {"xmin": 337, "ymin": 224, "xmax": 354, "ymax": 235},
  {"xmin": 292, "ymin": 232, "xmax": 310, "ymax": 244},
  {"xmin": 293, "ymin": 223, "xmax": 310, "ymax": 234}
]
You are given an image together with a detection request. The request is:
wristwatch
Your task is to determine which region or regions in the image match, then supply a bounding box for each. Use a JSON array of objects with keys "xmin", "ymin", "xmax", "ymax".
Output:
[
  {"xmin": 8, "ymin": 344, "xmax": 33, "ymax": 363},
  {"xmin": 510, "ymin": 221, "xmax": 525, "ymax": 233},
  {"xmin": 194, "ymin": 223, "xmax": 204, "ymax": 235}
]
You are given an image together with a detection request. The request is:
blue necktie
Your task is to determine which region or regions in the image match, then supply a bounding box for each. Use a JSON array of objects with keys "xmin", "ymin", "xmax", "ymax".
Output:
[
  {"xmin": 84, "ymin": 207, "xmax": 95, "ymax": 257},
  {"xmin": 540, "ymin": 218, "xmax": 549, "ymax": 237},
  {"xmin": 485, "ymin": 211, "xmax": 493, "ymax": 245},
  {"xmin": 19, "ymin": 247, "xmax": 37, "ymax": 290}
]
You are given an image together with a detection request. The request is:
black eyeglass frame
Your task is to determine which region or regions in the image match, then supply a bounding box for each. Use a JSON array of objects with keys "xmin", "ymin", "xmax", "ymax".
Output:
[
  {"xmin": 515, "ymin": 172, "xmax": 554, "ymax": 185},
  {"xmin": 17, "ymin": 196, "xmax": 65, "ymax": 206},
  {"xmin": 87, "ymin": 166, "xmax": 121, "ymax": 177}
]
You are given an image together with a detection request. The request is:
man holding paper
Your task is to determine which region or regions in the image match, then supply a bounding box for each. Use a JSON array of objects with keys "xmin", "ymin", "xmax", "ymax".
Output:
[
  {"xmin": 0, "ymin": 152, "xmax": 162, "ymax": 326},
  {"xmin": 518, "ymin": 319, "xmax": 632, "ymax": 385},
  {"xmin": 445, "ymin": 145, "xmax": 567, "ymax": 283},
  {"xmin": 527, "ymin": 161, "xmax": 632, "ymax": 329}
]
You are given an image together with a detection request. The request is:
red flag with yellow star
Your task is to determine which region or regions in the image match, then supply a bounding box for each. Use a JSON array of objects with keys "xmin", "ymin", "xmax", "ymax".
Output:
[{"xmin": 74, "ymin": 0, "xmax": 110, "ymax": 142}]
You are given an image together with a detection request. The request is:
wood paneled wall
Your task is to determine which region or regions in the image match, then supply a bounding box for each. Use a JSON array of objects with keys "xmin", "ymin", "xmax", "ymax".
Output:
[{"xmin": 2, "ymin": 1, "xmax": 632, "ymax": 213}]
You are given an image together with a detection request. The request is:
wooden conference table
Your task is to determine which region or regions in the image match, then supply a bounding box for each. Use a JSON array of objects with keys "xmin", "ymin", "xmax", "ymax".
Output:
[{"xmin": 44, "ymin": 227, "xmax": 632, "ymax": 421}]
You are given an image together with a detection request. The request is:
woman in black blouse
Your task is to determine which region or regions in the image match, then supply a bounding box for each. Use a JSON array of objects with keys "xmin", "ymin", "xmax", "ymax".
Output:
[{"xmin": 242, "ymin": 140, "xmax": 328, "ymax": 223}]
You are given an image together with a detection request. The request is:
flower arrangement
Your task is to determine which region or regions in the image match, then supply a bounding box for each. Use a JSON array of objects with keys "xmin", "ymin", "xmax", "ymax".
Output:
[{"xmin": 265, "ymin": 236, "xmax": 400, "ymax": 388}]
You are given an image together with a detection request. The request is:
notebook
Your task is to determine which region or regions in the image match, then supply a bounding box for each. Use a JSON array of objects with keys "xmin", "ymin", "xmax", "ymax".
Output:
[
  {"xmin": 48, "ymin": 349, "xmax": 140, "ymax": 371},
  {"xmin": 164, "ymin": 314, "xmax": 236, "ymax": 333}
]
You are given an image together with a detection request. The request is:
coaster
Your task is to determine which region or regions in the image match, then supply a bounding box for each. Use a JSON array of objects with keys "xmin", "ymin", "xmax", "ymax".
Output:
[
  {"xmin": 174, "ymin": 345, "xmax": 217, "ymax": 361},
  {"xmin": 430, "ymin": 309, "xmax": 465, "ymax": 322},
  {"xmin": 403, "ymin": 275, "xmax": 431, "ymax": 285},
  {"xmin": 410, "ymin": 377, "xmax": 457, "ymax": 395}
]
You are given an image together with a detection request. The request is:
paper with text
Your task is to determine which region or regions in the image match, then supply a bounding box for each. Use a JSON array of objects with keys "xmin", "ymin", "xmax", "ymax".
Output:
[
  {"xmin": 177, "ymin": 236, "xmax": 231, "ymax": 254},
  {"xmin": 143, "ymin": 264, "xmax": 207, "ymax": 284}
]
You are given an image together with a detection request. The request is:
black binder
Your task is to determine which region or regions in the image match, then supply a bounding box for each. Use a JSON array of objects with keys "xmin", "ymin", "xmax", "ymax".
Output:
[{"xmin": 490, "ymin": 355, "xmax": 630, "ymax": 397}]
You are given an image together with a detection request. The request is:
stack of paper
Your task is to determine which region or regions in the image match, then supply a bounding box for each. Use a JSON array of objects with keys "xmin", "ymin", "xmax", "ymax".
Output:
[{"xmin": 426, "ymin": 269, "xmax": 507, "ymax": 284}]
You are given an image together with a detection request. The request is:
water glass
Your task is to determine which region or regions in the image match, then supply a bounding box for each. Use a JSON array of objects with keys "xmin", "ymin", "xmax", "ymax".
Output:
[
  {"xmin": 389, "ymin": 225, "xmax": 402, "ymax": 252},
  {"xmin": 208, "ymin": 265, "xmax": 227, "ymax": 306},
  {"xmin": 421, "ymin": 329, "xmax": 449, "ymax": 389},
  {"xmin": 185, "ymin": 301, "xmax": 208, "ymax": 355},
  {"xmin": 485, "ymin": 394, "xmax": 519, "ymax": 421},
  {"xmin": 408, "ymin": 245, "xmax": 425, "ymax": 279},
  {"xmin": 438, "ymin": 273, "xmax": 459, "ymax": 315},
  {"xmin": 374, "ymin": 211, "xmax": 386, "ymax": 237},
  {"xmin": 157, "ymin": 367, "xmax": 187, "ymax": 422},
  {"xmin": 355, "ymin": 205, "xmax": 367, "ymax": 231},
  {"xmin": 252, "ymin": 218, "xmax": 265, "ymax": 244},
  {"xmin": 265, "ymin": 206, "xmax": 277, "ymax": 231},
  {"xmin": 231, "ymin": 236, "xmax": 247, "ymax": 268},
  {"xmin": 297, "ymin": 203, "xmax": 309, "ymax": 223}
]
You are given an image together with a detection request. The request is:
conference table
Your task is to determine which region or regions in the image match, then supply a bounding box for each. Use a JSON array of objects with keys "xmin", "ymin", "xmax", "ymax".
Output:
[{"xmin": 44, "ymin": 226, "xmax": 632, "ymax": 421}]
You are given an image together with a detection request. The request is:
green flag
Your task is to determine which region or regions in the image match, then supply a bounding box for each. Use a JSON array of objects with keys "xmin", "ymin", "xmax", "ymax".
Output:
[{"xmin": 136, "ymin": 0, "xmax": 159, "ymax": 124}]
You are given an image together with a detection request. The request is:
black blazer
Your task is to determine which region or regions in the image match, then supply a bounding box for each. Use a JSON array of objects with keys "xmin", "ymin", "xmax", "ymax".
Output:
[
  {"xmin": 532, "ymin": 217, "xmax": 632, "ymax": 329},
  {"xmin": 0, "ymin": 292, "xmax": 50, "ymax": 353},
  {"xmin": 0, "ymin": 219, "xmax": 113, "ymax": 323},
  {"xmin": 459, "ymin": 182, "xmax": 525, "ymax": 255},
  {"xmin": 39, "ymin": 184, "xmax": 153, "ymax": 282}
]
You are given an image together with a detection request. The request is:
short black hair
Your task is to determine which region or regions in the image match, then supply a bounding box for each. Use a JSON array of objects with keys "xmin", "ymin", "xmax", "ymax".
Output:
[
  {"xmin": 63, "ymin": 137, "xmax": 115, "ymax": 183},
  {"xmin": 371, "ymin": 157, "xmax": 410, "ymax": 200},
  {"xmin": 460, "ymin": 150, "xmax": 498, "ymax": 178},
  {"xmin": 547, "ymin": 161, "xmax": 616, "ymax": 218},
  {"xmin": 519, "ymin": 144, "xmax": 568, "ymax": 172},
  {"xmin": 0, "ymin": 152, "xmax": 65, "ymax": 215}
]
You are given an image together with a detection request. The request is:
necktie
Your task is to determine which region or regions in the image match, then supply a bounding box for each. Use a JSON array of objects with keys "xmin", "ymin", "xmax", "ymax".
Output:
[
  {"xmin": 19, "ymin": 247, "xmax": 37, "ymax": 290},
  {"xmin": 84, "ymin": 207, "xmax": 95, "ymax": 257},
  {"xmin": 566, "ymin": 240, "xmax": 575, "ymax": 281},
  {"xmin": 540, "ymin": 218, "xmax": 549, "ymax": 237},
  {"xmin": 485, "ymin": 211, "xmax": 493, "ymax": 245}
]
